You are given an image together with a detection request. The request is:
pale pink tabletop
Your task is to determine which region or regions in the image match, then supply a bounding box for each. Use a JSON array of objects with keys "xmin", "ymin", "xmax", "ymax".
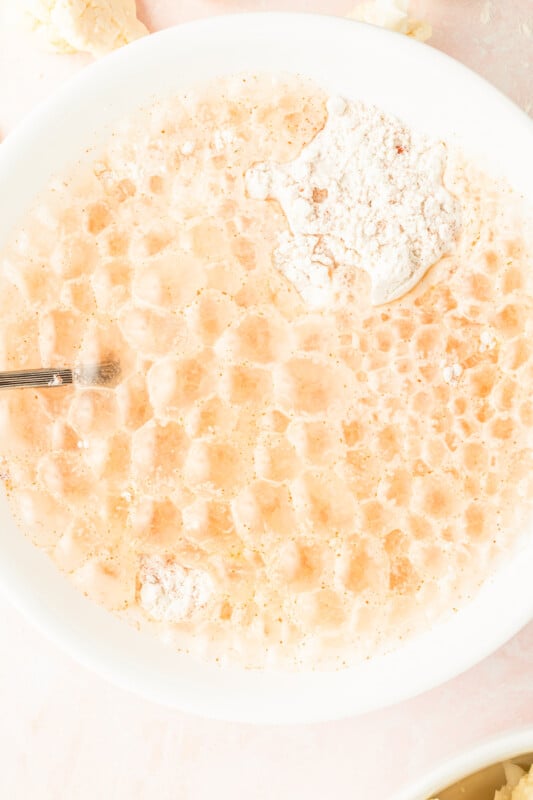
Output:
[{"xmin": 0, "ymin": 2, "xmax": 532, "ymax": 798}]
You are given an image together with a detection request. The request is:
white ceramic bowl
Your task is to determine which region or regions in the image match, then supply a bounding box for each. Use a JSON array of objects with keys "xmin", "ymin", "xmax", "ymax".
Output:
[
  {"xmin": 393, "ymin": 726, "xmax": 533, "ymax": 800},
  {"xmin": 0, "ymin": 13, "xmax": 532, "ymax": 724}
]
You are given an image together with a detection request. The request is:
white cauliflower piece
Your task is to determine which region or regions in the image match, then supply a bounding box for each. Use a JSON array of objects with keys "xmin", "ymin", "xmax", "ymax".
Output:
[
  {"xmin": 348, "ymin": 0, "xmax": 432, "ymax": 42},
  {"xmin": 22, "ymin": 0, "xmax": 148, "ymax": 57}
]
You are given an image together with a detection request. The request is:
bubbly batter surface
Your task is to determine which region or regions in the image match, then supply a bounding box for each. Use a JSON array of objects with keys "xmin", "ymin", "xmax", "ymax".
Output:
[{"xmin": 0, "ymin": 75, "xmax": 532, "ymax": 668}]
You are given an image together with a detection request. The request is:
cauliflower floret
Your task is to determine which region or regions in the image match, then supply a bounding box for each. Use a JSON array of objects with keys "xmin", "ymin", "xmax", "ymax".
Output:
[
  {"xmin": 348, "ymin": 0, "xmax": 432, "ymax": 42},
  {"xmin": 22, "ymin": 0, "xmax": 148, "ymax": 57}
]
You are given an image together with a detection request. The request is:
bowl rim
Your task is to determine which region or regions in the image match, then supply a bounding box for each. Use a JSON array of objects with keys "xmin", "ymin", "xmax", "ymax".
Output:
[
  {"xmin": 0, "ymin": 11, "xmax": 532, "ymax": 724},
  {"xmin": 392, "ymin": 725, "xmax": 533, "ymax": 800}
]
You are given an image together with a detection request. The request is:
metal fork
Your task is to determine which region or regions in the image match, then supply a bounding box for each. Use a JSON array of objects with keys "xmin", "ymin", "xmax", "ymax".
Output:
[{"xmin": 0, "ymin": 361, "xmax": 121, "ymax": 390}]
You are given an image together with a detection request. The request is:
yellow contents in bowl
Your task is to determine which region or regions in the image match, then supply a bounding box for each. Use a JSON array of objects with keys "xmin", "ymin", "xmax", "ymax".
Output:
[{"xmin": 496, "ymin": 764, "xmax": 533, "ymax": 800}]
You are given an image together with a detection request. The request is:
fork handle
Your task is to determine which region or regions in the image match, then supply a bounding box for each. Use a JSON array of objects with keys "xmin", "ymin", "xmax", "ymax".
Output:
[{"xmin": 0, "ymin": 367, "xmax": 74, "ymax": 390}]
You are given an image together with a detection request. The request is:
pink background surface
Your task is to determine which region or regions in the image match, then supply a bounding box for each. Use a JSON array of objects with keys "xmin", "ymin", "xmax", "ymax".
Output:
[{"xmin": 0, "ymin": 2, "xmax": 532, "ymax": 798}]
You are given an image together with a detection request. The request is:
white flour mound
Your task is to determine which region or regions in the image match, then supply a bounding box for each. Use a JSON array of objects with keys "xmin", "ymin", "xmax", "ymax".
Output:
[
  {"xmin": 140, "ymin": 557, "xmax": 214, "ymax": 623},
  {"xmin": 246, "ymin": 95, "xmax": 460, "ymax": 307}
]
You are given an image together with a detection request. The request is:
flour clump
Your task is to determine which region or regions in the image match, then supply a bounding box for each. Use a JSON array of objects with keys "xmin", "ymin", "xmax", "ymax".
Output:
[
  {"xmin": 140, "ymin": 557, "xmax": 214, "ymax": 623},
  {"xmin": 246, "ymin": 96, "xmax": 461, "ymax": 306}
]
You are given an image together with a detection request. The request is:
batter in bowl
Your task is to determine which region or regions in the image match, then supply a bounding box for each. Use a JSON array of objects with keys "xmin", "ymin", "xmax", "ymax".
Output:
[{"xmin": 0, "ymin": 74, "xmax": 532, "ymax": 668}]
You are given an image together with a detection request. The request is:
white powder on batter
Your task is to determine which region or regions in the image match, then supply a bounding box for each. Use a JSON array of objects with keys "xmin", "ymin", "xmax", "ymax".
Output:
[
  {"xmin": 140, "ymin": 556, "xmax": 214, "ymax": 622},
  {"xmin": 442, "ymin": 362, "xmax": 463, "ymax": 385},
  {"xmin": 480, "ymin": 329, "xmax": 497, "ymax": 352},
  {"xmin": 245, "ymin": 96, "xmax": 460, "ymax": 307}
]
